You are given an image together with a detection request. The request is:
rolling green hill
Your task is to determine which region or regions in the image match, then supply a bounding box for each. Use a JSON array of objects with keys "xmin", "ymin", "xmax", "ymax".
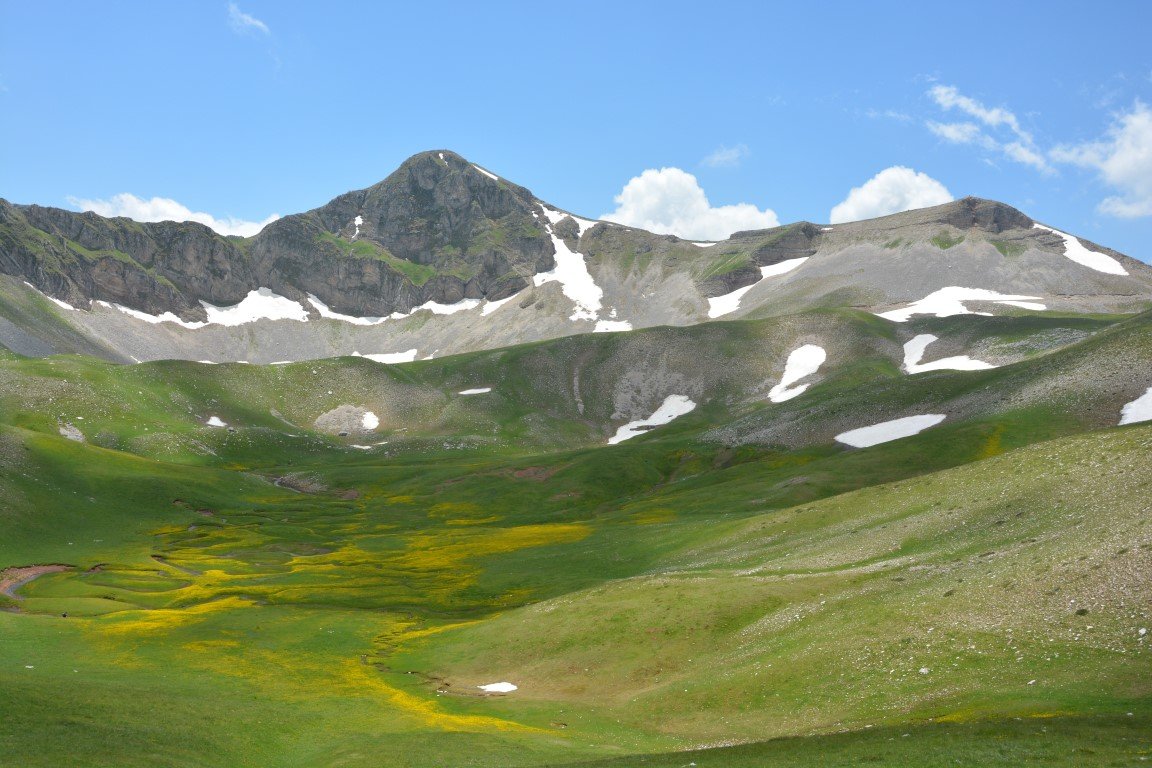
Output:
[{"xmin": 1, "ymin": 302, "xmax": 1149, "ymax": 766}]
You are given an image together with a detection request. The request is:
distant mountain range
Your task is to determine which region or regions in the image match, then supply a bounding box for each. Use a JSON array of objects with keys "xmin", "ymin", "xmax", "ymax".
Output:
[{"xmin": 1, "ymin": 150, "xmax": 1150, "ymax": 364}]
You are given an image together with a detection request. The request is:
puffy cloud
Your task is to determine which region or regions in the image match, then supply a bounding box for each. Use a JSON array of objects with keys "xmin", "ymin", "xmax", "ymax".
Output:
[
  {"xmin": 701, "ymin": 143, "xmax": 750, "ymax": 168},
  {"xmin": 68, "ymin": 193, "xmax": 279, "ymax": 237},
  {"xmin": 1051, "ymin": 101, "xmax": 1152, "ymax": 218},
  {"xmin": 829, "ymin": 166, "xmax": 953, "ymax": 224},
  {"xmin": 227, "ymin": 3, "xmax": 270, "ymax": 35},
  {"xmin": 926, "ymin": 85, "xmax": 1052, "ymax": 173},
  {"xmin": 602, "ymin": 167, "xmax": 778, "ymax": 241}
]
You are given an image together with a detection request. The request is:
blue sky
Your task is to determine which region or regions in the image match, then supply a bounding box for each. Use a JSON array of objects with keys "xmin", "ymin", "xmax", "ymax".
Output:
[{"xmin": 2, "ymin": 1, "xmax": 1150, "ymax": 257}]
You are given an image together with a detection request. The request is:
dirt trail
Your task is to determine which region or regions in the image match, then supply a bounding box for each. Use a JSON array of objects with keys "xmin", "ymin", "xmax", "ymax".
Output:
[{"xmin": 0, "ymin": 564, "xmax": 72, "ymax": 599}]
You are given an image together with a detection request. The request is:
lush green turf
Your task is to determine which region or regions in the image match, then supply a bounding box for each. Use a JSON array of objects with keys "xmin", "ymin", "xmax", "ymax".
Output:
[
  {"xmin": 559, "ymin": 715, "xmax": 1152, "ymax": 767},
  {"xmin": 0, "ymin": 310, "xmax": 1149, "ymax": 766}
]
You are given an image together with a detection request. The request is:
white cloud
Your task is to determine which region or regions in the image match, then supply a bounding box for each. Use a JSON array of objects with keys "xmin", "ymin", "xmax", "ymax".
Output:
[
  {"xmin": 927, "ymin": 121, "xmax": 983, "ymax": 144},
  {"xmin": 701, "ymin": 144, "xmax": 750, "ymax": 168},
  {"xmin": 1002, "ymin": 142, "xmax": 1050, "ymax": 171},
  {"xmin": 926, "ymin": 85, "xmax": 1052, "ymax": 173},
  {"xmin": 829, "ymin": 166, "xmax": 953, "ymax": 224},
  {"xmin": 865, "ymin": 109, "xmax": 913, "ymax": 122},
  {"xmin": 601, "ymin": 167, "xmax": 778, "ymax": 241},
  {"xmin": 929, "ymin": 85, "xmax": 1033, "ymax": 144},
  {"xmin": 228, "ymin": 3, "xmax": 270, "ymax": 35},
  {"xmin": 1051, "ymin": 101, "xmax": 1152, "ymax": 218},
  {"xmin": 68, "ymin": 193, "xmax": 279, "ymax": 237}
]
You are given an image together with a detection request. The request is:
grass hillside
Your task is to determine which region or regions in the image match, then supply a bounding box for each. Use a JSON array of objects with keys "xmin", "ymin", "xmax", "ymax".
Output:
[
  {"xmin": 1, "ymin": 308, "xmax": 1144, "ymax": 464},
  {"xmin": 0, "ymin": 310, "xmax": 1149, "ymax": 766}
]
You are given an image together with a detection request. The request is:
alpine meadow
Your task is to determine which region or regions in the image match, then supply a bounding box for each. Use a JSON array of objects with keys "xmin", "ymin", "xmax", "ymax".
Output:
[{"xmin": 1, "ymin": 3, "xmax": 1151, "ymax": 766}]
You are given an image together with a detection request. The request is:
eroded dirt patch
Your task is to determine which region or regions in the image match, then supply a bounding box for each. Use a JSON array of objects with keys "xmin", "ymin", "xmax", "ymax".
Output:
[{"xmin": 0, "ymin": 564, "xmax": 72, "ymax": 599}]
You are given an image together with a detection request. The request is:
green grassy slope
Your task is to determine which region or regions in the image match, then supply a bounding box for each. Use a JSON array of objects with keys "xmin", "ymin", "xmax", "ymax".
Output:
[
  {"xmin": 1, "ymin": 308, "xmax": 1144, "ymax": 466},
  {"xmin": 0, "ymin": 311, "xmax": 1149, "ymax": 766},
  {"xmin": 404, "ymin": 425, "xmax": 1152, "ymax": 747},
  {"xmin": 0, "ymin": 274, "xmax": 130, "ymax": 360}
]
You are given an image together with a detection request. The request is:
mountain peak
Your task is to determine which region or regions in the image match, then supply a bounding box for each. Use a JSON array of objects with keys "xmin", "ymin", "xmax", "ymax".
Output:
[
  {"xmin": 899, "ymin": 196, "xmax": 1034, "ymax": 233},
  {"xmin": 385, "ymin": 149, "xmax": 512, "ymax": 189},
  {"xmin": 241, "ymin": 149, "xmax": 554, "ymax": 316}
]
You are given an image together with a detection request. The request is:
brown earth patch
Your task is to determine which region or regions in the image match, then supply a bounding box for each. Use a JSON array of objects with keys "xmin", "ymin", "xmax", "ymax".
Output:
[{"xmin": 0, "ymin": 564, "xmax": 73, "ymax": 599}]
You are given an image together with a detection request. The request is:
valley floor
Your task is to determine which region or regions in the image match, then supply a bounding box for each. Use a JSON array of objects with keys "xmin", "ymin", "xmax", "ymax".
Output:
[
  {"xmin": 1, "ymin": 419, "xmax": 1150, "ymax": 766},
  {"xmin": 1, "ymin": 314, "xmax": 1150, "ymax": 766}
]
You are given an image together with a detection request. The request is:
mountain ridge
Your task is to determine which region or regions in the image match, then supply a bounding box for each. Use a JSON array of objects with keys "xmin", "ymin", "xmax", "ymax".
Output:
[{"xmin": 2, "ymin": 151, "xmax": 1150, "ymax": 364}]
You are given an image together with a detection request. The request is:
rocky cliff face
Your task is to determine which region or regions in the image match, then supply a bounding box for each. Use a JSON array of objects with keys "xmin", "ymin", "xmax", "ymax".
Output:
[
  {"xmin": 249, "ymin": 151, "xmax": 557, "ymax": 316},
  {"xmin": 0, "ymin": 201, "xmax": 254, "ymax": 318},
  {"xmin": 1, "ymin": 151, "xmax": 560, "ymax": 319}
]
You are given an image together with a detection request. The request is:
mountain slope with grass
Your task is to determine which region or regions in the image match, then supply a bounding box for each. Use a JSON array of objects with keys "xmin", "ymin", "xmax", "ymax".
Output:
[{"xmin": 1, "ymin": 290, "xmax": 1150, "ymax": 765}]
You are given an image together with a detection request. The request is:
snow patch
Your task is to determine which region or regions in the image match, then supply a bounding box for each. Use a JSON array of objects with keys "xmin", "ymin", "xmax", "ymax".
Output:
[
  {"xmin": 1120, "ymin": 387, "xmax": 1152, "ymax": 425},
  {"xmin": 310, "ymin": 293, "xmax": 481, "ymax": 324},
  {"xmin": 418, "ymin": 298, "xmax": 482, "ymax": 316},
  {"xmin": 307, "ymin": 294, "xmax": 388, "ymax": 325},
  {"xmin": 608, "ymin": 395, "xmax": 697, "ymax": 445},
  {"xmin": 458, "ymin": 388, "xmax": 492, "ymax": 395},
  {"xmin": 835, "ymin": 414, "xmax": 947, "ymax": 448},
  {"xmin": 96, "ymin": 300, "xmax": 206, "ymax": 328},
  {"xmin": 98, "ymin": 289, "xmax": 309, "ymax": 328},
  {"xmin": 692, "ymin": 241, "xmax": 718, "ymax": 248},
  {"xmin": 707, "ymin": 257, "xmax": 809, "ymax": 318},
  {"xmin": 768, "ymin": 344, "xmax": 826, "ymax": 402},
  {"xmin": 594, "ymin": 319, "xmax": 633, "ymax": 333},
  {"xmin": 203, "ymin": 288, "xmax": 310, "ymax": 326},
  {"xmin": 759, "ymin": 258, "xmax": 811, "ymax": 279},
  {"xmin": 533, "ymin": 224, "xmax": 604, "ymax": 322},
  {"xmin": 354, "ymin": 350, "xmax": 418, "ymax": 364},
  {"xmin": 478, "ymin": 682, "xmax": 517, "ymax": 693},
  {"xmin": 472, "ymin": 164, "xmax": 499, "ymax": 181},
  {"xmin": 1033, "ymin": 224, "xmax": 1128, "ymax": 276},
  {"xmin": 24, "ymin": 281, "xmax": 78, "ymax": 310},
  {"xmin": 206, "ymin": 416, "xmax": 227, "ymax": 428},
  {"xmin": 902, "ymin": 334, "xmax": 995, "ymax": 374},
  {"xmin": 530, "ymin": 204, "xmax": 620, "ymax": 324},
  {"xmin": 352, "ymin": 215, "xmax": 363, "ymax": 239},
  {"xmin": 539, "ymin": 204, "xmax": 599, "ymax": 237},
  {"xmin": 573, "ymin": 216, "xmax": 599, "ymax": 236},
  {"xmin": 361, "ymin": 412, "xmax": 379, "ymax": 430},
  {"xmin": 480, "ymin": 294, "xmax": 519, "ymax": 316},
  {"xmin": 877, "ymin": 287, "xmax": 1045, "ymax": 322}
]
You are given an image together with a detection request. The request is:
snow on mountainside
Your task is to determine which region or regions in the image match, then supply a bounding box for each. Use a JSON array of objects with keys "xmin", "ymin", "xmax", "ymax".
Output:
[{"xmin": 1, "ymin": 151, "xmax": 1151, "ymax": 365}]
